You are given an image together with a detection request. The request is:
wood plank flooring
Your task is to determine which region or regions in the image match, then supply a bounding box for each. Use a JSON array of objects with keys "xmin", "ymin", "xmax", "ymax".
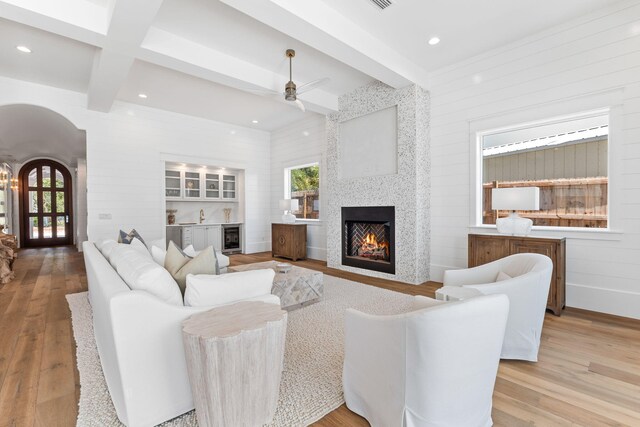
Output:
[{"xmin": 0, "ymin": 247, "xmax": 639, "ymax": 426}]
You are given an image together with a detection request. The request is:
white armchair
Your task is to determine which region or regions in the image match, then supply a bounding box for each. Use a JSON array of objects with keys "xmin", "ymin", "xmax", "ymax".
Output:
[
  {"xmin": 443, "ymin": 253, "xmax": 553, "ymax": 362},
  {"xmin": 343, "ymin": 294, "xmax": 509, "ymax": 427}
]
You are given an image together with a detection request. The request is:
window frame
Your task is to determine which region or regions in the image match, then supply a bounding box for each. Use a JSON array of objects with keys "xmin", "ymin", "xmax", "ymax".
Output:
[
  {"xmin": 468, "ymin": 94, "xmax": 624, "ymax": 241},
  {"xmin": 284, "ymin": 161, "xmax": 321, "ymax": 222}
]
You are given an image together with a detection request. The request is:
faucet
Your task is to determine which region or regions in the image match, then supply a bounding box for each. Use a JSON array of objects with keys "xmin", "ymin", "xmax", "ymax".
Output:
[{"xmin": 199, "ymin": 209, "xmax": 205, "ymax": 224}]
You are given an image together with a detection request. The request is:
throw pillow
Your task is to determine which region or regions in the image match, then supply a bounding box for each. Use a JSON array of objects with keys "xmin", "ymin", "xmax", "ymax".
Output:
[
  {"xmin": 184, "ymin": 244, "xmax": 220, "ymax": 275},
  {"xmin": 164, "ymin": 242, "xmax": 217, "ymax": 294},
  {"xmin": 130, "ymin": 237, "xmax": 152, "ymax": 259},
  {"xmin": 496, "ymin": 271, "xmax": 512, "ymax": 282},
  {"xmin": 118, "ymin": 229, "xmax": 146, "ymax": 246},
  {"xmin": 112, "ymin": 245, "xmax": 183, "ymax": 306},
  {"xmin": 184, "ymin": 269, "xmax": 276, "ymax": 307},
  {"xmin": 151, "ymin": 245, "xmax": 166, "ymax": 266}
]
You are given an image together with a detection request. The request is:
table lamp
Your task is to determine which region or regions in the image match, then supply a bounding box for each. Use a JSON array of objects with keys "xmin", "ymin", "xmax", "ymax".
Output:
[
  {"xmin": 492, "ymin": 187, "xmax": 540, "ymax": 236},
  {"xmin": 279, "ymin": 199, "xmax": 299, "ymax": 224}
]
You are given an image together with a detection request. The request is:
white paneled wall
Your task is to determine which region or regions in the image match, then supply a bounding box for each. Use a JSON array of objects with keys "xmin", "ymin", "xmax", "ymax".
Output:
[
  {"xmin": 0, "ymin": 76, "xmax": 272, "ymax": 253},
  {"xmin": 270, "ymin": 115, "xmax": 327, "ymax": 260},
  {"xmin": 429, "ymin": 0, "xmax": 640, "ymax": 318}
]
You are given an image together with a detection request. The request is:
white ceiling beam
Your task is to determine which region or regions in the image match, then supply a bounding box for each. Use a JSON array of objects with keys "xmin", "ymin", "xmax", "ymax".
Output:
[
  {"xmin": 86, "ymin": 0, "xmax": 164, "ymax": 112},
  {"xmin": 139, "ymin": 27, "xmax": 338, "ymax": 113},
  {"xmin": 0, "ymin": 0, "xmax": 107, "ymax": 46},
  {"xmin": 219, "ymin": 0, "xmax": 429, "ymax": 89}
]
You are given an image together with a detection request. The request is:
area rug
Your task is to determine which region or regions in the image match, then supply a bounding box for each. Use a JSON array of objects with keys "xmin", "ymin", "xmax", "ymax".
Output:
[{"xmin": 67, "ymin": 275, "xmax": 416, "ymax": 426}]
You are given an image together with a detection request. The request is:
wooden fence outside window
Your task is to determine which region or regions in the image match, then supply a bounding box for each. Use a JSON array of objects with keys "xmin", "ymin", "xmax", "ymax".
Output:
[
  {"xmin": 291, "ymin": 189, "xmax": 320, "ymax": 220},
  {"xmin": 483, "ymin": 177, "xmax": 608, "ymax": 228}
]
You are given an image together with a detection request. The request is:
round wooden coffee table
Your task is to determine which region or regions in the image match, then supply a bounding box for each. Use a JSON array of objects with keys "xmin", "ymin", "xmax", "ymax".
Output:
[{"xmin": 182, "ymin": 301, "xmax": 287, "ymax": 427}]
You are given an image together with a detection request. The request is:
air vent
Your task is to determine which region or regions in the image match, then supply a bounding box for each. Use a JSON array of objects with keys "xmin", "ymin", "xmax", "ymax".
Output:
[{"xmin": 369, "ymin": 0, "xmax": 393, "ymax": 10}]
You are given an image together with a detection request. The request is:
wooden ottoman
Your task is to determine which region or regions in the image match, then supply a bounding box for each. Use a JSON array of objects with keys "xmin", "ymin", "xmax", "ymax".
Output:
[{"xmin": 182, "ymin": 301, "xmax": 287, "ymax": 427}]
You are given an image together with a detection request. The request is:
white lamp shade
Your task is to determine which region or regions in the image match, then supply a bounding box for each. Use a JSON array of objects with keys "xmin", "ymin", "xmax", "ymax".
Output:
[
  {"xmin": 492, "ymin": 187, "xmax": 540, "ymax": 211},
  {"xmin": 279, "ymin": 198, "xmax": 300, "ymax": 211},
  {"xmin": 279, "ymin": 199, "xmax": 291, "ymax": 211}
]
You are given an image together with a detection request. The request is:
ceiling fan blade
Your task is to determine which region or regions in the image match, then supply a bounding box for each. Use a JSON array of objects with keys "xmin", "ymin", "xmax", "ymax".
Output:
[
  {"xmin": 243, "ymin": 87, "xmax": 282, "ymax": 96},
  {"xmin": 294, "ymin": 99, "xmax": 306, "ymax": 112},
  {"xmin": 296, "ymin": 77, "xmax": 330, "ymax": 95}
]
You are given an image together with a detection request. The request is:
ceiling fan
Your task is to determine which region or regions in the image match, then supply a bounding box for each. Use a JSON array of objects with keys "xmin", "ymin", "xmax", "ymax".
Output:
[{"xmin": 251, "ymin": 49, "xmax": 330, "ymax": 112}]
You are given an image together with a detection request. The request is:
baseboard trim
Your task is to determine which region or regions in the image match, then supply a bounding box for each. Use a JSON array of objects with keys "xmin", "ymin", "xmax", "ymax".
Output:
[
  {"xmin": 429, "ymin": 264, "xmax": 457, "ymax": 282},
  {"xmin": 566, "ymin": 282, "xmax": 640, "ymax": 320},
  {"xmin": 245, "ymin": 242, "xmax": 270, "ymax": 254},
  {"xmin": 307, "ymin": 246, "xmax": 326, "ymax": 261}
]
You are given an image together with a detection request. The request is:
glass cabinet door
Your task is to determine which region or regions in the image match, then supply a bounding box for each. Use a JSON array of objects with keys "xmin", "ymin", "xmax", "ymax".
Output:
[
  {"xmin": 205, "ymin": 173, "xmax": 220, "ymax": 199},
  {"xmin": 165, "ymin": 170, "xmax": 181, "ymax": 198},
  {"xmin": 222, "ymin": 175, "xmax": 236, "ymax": 199},
  {"xmin": 184, "ymin": 172, "xmax": 201, "ymax": 199}
]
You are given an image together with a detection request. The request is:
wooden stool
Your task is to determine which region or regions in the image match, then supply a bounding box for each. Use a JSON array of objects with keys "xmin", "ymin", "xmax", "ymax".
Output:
[{"xmin": 182, "ymin": 301, "xmax": 287, "ymax": 427}]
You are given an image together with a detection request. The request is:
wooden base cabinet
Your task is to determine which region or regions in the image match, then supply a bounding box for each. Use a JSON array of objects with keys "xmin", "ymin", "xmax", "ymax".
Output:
[
  {"xmin": 468, "ymin": 234, "xmax": 566, "ymax": 316},
  {"xmin": 272, "ymin": 224, "xmax": 307, "ymax": 261}
]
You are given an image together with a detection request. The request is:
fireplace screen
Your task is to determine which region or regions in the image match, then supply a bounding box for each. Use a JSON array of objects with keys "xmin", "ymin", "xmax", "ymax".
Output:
[{"xmin": 342, "ymin": 206, "xmax": 395, "ymax": 274}]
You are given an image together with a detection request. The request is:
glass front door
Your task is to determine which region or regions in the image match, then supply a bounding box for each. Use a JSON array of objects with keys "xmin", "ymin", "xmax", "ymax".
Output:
[{"xmin": 20, "ymin": 160, "xmax": 73, "ymax": 247}]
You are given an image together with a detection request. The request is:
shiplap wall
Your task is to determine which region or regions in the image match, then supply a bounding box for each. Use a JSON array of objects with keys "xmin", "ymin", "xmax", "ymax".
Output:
[
  {"xmin": 0, "ymin": 76, "xmax": 272, "ymax": 253},
  {"xmin": 429, "ymin": 0, "xmax": 640, "ymax": 318},
  {"xmin": 483, "ymin": 139, "xmax": 608, "ymax": 181},
  {"xmin": 270, "ymin": 115, "xmax": 327, "ymax": 260}
]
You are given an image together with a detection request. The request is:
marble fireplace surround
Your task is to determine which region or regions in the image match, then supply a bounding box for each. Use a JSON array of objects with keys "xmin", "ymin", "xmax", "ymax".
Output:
[{"xmin": 326, "ymin": 81, "xmax": 430, "ymax": 284}]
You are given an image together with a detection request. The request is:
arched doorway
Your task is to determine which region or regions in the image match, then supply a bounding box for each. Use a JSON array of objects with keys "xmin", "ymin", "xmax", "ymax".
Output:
[{"xmin": 19, "ymin": 159, "xmax": 73, "ymax": 247}]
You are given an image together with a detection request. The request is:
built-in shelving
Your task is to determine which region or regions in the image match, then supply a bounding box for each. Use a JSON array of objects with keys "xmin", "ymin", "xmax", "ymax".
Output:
[{"xmin": 165, "ymin": 167, "xmax": 237, "ymax": 202}]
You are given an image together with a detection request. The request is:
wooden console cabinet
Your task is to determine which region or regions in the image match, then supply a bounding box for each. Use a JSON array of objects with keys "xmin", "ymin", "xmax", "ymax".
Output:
[
  {"xmin": 468, "ymin": 234, "xmax": 566, "ymax": 316},
  {"xmin": 272, "ymin": 223, "xmax": 307, "ymax": 261}
]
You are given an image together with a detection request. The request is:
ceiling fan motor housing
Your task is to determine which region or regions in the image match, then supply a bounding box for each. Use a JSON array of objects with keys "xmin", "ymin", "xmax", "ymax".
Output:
[{"xmin": 285, "ymin": 80, "xmax": 297, "ymax": 101}]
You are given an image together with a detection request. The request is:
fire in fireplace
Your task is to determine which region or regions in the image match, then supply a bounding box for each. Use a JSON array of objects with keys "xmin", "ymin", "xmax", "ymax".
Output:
[{"xmin": 342, "ymin": 206, "xmax": 395, "ymax": 274}]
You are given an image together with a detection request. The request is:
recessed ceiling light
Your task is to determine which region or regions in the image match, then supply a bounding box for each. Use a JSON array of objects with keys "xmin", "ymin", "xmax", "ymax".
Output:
[
  {"xmin": 302, "ymin": 131, "xmax": 310, "ymax": 137},
  {"xmin": 252, "ymin": 120, "xmax": 259, "ymax": 124},
  {"xmin": 230, "ymin": 130, "xmax": 237, "ymax": 135},
  {"xmin": 138, "ymin": 93, "xmax": 148, "ymax": 99},
  {"xmin": 428, "ymin": 37, "xmax": 440, "ymax": 46},
  {"xmin": 16, "ymin": 45, "xmax": 31, "ymax": 53}
]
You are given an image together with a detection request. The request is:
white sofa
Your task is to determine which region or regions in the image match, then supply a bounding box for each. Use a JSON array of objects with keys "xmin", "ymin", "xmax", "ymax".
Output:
[
  {"xmin": 343, "ymin": 294, "xmax": 509, "ymax": 427},
  {"xmin": 83, "ymin": 241, "xmax": 280, "ymax": 427},
  {"xmin": 443, "ymin": 253, "xmax": 553, "ymax": 361}
]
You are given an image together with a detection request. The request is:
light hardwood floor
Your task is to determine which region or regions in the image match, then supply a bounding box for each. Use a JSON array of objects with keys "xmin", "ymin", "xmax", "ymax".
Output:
[{"xmin": 1, "ymin": 247, "xmax": 639, "ymax": 426}]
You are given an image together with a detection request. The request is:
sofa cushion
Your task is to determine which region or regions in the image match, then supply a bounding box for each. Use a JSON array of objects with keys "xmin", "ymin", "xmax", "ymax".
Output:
[
  {"xmin": 111, "ymin": 245, "xmax": 183, "ymax": 306},
  {"xmin": 184, "ymin": 269, "xmax": 275, "ymax": 307},
  {"xmin": 96, "ymin": 239, "xmax": 118, "ymax": 260},
  {"xmin": 147, "ymin": 238, "xmax": 166, "ymax": 251},
  {"xmin": 130, "ymin": 237, "xmax": 152, "ymax": 259},
  {"xmin": 108, "ymin": 244, "xmax": 131, "ymax": 269},
  {"xmin": 164, "ymin": 242, "xmax": 218, "ymax": 294}
]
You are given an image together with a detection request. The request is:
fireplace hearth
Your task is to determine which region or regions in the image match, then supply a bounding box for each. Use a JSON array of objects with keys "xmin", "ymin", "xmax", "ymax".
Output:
[{"xmin": 342, "ymin": 206, "xmax": 395, "ymax": 274}]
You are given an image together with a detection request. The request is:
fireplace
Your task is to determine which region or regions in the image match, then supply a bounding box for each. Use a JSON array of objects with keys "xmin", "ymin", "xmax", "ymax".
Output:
[{"xmin": 342, "ymin": 206, "xmax": 395, "ymax": 274}]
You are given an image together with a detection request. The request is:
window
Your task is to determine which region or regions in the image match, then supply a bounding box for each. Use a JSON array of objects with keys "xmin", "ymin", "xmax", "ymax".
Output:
[
  {"xmin": 285, "ymin": 163, "xmax": 320, "ymax": 220},
  {"xmin": 480, "ymin": 112, "xmax": 609, "ymax": 229}
]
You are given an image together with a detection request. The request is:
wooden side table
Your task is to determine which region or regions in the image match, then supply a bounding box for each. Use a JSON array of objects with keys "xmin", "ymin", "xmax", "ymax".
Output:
[
  {"xmin": 182, "ymin": 301, "xmax": 287, "ymax": 427},
  {"xmin": 272, "ymin": 223, "xmax": 307, "ymax": 261},
  {"xmin": 468, "ymin": 233, "xmax": 566, "ymax": 315}
]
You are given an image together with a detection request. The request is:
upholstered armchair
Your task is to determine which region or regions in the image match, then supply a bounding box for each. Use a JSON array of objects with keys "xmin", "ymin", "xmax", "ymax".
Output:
[
  {"xmin": 343, "ymin": 294, "xmax": 509, "ymax": 427},
  {"xmin": 443, "ymin": 253, "xmax": 553, "ymax": 361}
]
